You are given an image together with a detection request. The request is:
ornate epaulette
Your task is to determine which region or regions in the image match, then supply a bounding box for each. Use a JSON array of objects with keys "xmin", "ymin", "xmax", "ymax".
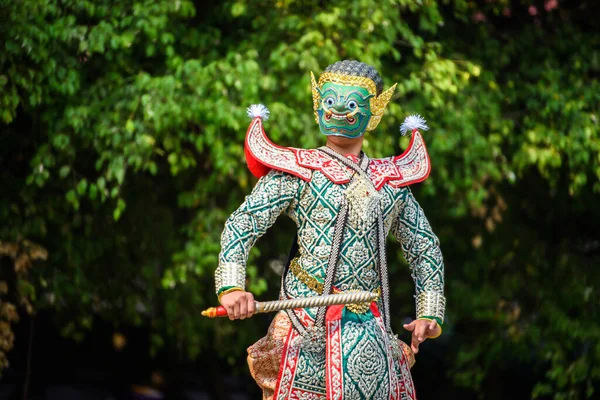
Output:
[{"xmin": 244, "ymin": 105, "xmax": 431, "ymax": 190}]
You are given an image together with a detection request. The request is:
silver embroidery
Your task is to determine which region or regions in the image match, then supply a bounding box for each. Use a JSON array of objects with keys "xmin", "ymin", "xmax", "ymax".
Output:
[
  {"xmin": 391, "ymin": 187, "xmax": 446, "ymax": 320},
  {"xmin": 215, "ymin": 262, "xmax": 246, "ymax": 290},
  {"xmin": 218, "ymin": 149, "xmax": 444, "ymax": 395},
  {"xmin": 216, "ymin": 170, "xmax": 303, "ymax": 294},
  {"xmin": 416, "ymin": 291, "xmax": 447, "ymax": 322},
  {"xmin": 343, "ymin": 319, "xmax": 390, "ymax": 398}
]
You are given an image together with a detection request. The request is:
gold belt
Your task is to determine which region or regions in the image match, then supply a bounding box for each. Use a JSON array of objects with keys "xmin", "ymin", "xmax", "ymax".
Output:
[
  {"xmin": 290, "ymin": 258, "xmax": 325, "ymax": 294},
  {"xmin": 288, "ymin": 258, "xmax": 379, "ymax": 314}
]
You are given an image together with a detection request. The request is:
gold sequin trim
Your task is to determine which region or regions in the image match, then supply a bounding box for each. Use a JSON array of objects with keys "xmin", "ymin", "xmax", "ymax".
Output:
[
  {"xmin": 289, "ymin": 258, "xmax": 379, "ymax": 314},
  {"xmin": 367, "ymin": 83, "xmax": 397, "ymax": 131},
  {"xmin": 289, "ymin": 258, "xmax": 323, "ymax": 294},
  {"xmin": 318, "ymin": 72, "xmax": 378, "ymax": 96},
  {"xmin": 345, "ymin": 289, "xmax": 374, "ymax": 314}
]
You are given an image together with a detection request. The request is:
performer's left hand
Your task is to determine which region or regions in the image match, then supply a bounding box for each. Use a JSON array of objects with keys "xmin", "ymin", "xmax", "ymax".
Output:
[{"xmin": 402, "ymin": 319, "xmax": 441, "ymax": 354}]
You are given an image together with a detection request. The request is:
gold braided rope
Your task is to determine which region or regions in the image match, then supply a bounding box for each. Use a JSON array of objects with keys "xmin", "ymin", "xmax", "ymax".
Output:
[{"xmin": 310, "ymin": 71, "xmax": 397, "ymax": 131}]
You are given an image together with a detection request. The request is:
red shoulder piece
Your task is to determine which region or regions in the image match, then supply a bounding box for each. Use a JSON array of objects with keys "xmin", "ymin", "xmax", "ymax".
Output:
[
  {"xmin": 244, "ymin": 118, "xmax": 431, "ymax": 188},
  {"xmin": 359, "ymin": 129, "xmax": 431, "ymax": 190},
  {"xmin": 244, "ymin": 117, "xmax": 357, "ymax": 183},
  {"xmin": 386, "ymin": 129, "xmax": 431, "ymax": 188},
  {"xmin": 244, "ymin": 117, "xmax": 312, "ymax": 181}
]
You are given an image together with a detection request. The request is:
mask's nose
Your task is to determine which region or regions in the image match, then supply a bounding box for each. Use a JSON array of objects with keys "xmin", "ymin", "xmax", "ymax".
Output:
[{"xmin": 333, "ymin": 100, "xmax": 347, "ymax": 112}]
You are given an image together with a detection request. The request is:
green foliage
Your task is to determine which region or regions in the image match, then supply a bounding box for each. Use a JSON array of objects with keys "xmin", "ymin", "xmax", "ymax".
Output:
[{"xmin": 1, "ymin": 0, "xmax": 599, "ymax": 397}]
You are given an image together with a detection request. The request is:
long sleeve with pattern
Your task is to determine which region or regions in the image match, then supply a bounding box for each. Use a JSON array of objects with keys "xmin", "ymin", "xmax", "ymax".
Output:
[
  {"xmin": 215, "ymin": 170, "xmax": 303, "ymax": 295},
  {"xmin": 390, "ymin": 187, "xmax": 446, "ymax": 324}
]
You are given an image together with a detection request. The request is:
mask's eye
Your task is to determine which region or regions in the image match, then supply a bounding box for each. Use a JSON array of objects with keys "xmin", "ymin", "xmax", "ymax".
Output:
[
  {"xmin": 347, "ymin": 100, "xmax": 358, "ymax": 110},
  {"xmin": 325, "ymin": 97, "xmax": 335, "ymax": 107}
]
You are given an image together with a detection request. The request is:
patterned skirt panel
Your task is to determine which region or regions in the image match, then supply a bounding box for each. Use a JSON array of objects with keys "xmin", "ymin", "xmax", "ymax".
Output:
[{"xmin": 247, "ymin": 308, "xmax": 416, "ymax": 400}]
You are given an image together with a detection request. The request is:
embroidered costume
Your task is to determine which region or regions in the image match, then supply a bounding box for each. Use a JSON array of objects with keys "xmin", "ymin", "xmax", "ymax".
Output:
[{"xmin": 215, "ymin": 61, "xmax": 446, "ymax": 399}]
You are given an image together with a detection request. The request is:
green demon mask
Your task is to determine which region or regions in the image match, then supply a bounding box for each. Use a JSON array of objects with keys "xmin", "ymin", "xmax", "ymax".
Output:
[{"xmin": 311, "ymin": 61, "xmax": 397, "ymax": 138}]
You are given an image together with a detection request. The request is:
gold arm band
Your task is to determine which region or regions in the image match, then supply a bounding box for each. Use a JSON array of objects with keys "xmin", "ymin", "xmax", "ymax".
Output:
[
  {"xmin": 417, "ymin": 317, "xmax": 443, "ymax": 339},
  {"xmin": 415, "ymin": 291, "xmax": 446, "ymax": 323},
  {"xmin": 217, "ymin": 287, "xmax": 244, "ymax": 303}
]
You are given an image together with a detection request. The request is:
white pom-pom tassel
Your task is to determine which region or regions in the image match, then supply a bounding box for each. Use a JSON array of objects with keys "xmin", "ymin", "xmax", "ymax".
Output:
[
  {"xmin": 399, "ymin": 114, "xmax": 429, "ymax": 136},
  {"xmin": 247, "ymin": 104, "xmax": 270, "ymax": 121}
]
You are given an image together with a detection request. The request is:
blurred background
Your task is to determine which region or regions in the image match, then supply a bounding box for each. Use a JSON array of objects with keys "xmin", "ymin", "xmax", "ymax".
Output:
[{"xmin": 1, "ymin": 0, "xmax": 599, "ymax": 399}]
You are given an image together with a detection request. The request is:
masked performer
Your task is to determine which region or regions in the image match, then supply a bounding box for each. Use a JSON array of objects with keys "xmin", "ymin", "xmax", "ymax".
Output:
[{"xmin": 215, "ymin": 60, "xmax": 445, "ymax": 399}]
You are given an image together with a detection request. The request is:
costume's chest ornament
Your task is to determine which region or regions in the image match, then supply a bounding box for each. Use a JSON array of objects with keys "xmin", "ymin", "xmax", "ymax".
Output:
[
  {"xmin": 345, "ymin": 174, "xmax": 382, "ymax": 227},
  {"xmin": 244, "ymin": 104, "xmax": 432, "ymax": 190},
  {"xmin": 317, "ymin": 145, "xmax": 382, "ymax": 228}
]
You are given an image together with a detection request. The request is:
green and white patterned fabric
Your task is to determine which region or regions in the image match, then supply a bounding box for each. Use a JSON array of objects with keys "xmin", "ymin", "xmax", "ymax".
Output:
[{"xmin": 216, "ymin": 165, "xmax": 444, "ymax": 398}]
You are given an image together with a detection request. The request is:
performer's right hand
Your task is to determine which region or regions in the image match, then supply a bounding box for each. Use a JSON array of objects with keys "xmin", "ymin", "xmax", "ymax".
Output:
[{"xmin": 219, "ymin": 291, "xmax": 255, "ymax": 320}]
